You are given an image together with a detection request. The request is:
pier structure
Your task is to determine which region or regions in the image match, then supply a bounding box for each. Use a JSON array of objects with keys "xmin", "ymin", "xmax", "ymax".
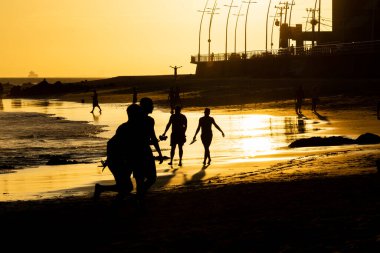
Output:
[{"xmin": 191, "ymin": 0, "xmax": 380, "ymax": 78}]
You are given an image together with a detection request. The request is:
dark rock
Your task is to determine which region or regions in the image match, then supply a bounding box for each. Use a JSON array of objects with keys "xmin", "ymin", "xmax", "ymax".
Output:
[
  {"xmin": 355, "ymin": 133, "xmax": 380, "ymax": 145},
  {"xmin": 289, "ymin": 136, "xmax": 355, "ymax": 148}
]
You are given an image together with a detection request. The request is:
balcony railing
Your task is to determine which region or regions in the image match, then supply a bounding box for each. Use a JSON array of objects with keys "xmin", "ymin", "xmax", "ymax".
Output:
[{"xmin": 191, "ymin": 40, "xmax": 380, "ymax": 63}]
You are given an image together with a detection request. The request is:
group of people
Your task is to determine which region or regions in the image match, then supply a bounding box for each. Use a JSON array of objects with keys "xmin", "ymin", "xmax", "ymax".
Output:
[
  {"xmin": 94, "ymin": 97, "xmax": 225, "ymax": 204},
  {"xmin": 94, "ymin": 97, "xmax": 163, "ymax": 205},
  {"xmin": 294, "ymin": 84, "xmax": 320, "ymax": 115},
  {"xmin": 161, "ymin": 106, "xmax": 225, "ymax": 167}
]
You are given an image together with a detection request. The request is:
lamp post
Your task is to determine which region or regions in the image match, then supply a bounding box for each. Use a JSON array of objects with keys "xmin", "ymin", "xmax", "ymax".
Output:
[
  {"xmin": 233, "ymin": 4, "xmax": 244, "ymax": 54},
  {"xmin": 198, "ymin": 0, "xmax": 210, "ymax": 62},
  {"xmin": 271, "ymin": 7, "xmax": 279, "ymax": 51},
  {"xmin": 208, "ymin": 0, "xmax": 219, "ymax": 61},
  {"xmin": 243, "ymin": 1, "xmax": 257, "ymax": 58},
  {"xmin": 224, "ymin": 0, "xmax": 238, "ymax": 60},
  {"xmin": 266, "ymin": 0, "xmax": 273, "ymax": 52}
]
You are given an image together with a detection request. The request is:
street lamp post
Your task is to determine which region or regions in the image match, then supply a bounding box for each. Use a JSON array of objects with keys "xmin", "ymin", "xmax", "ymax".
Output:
[
  {"xmin": 233, "ymin": 5, "xmax": 244, "ymax": 54},
  {"xmin": 243, "ymin": 1, "xmax": 257, "ymax": 59},
  {"xmin": 208, "ymin": 0, "xmax": 219, "ymax": 61},
  {"xmin": 198, "ymin": 0, "xmax": 210, "ymax": 62},
  {"xmin": 225, "ymin": 0, "xmax": 237, "ymax": 60},
  {"xmin": 266, "ymin": 0, "xmax": 273, "ymax": 52}
]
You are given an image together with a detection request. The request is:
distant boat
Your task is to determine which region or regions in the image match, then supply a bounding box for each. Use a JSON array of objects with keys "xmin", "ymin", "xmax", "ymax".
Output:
[{"xmin": 28, "ymin": 71, "xmax": 39, "ymax": 78}]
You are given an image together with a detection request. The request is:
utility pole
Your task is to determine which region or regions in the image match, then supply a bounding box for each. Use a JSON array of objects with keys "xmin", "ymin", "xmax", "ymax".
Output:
[
  {"xmin": 288, "ymin": 0, "xmax": 296, "ymax": 47},
  {"xmin": 233, "ymin": 4, "xmax": 244, "ymax": 54},
  {"xmin": 307, "ymin": 7, "xmax": 318, "ymax": 46},
  {"xmin": 224, "ymin": 0, "xmax": 238, "ymax": 60},
  {"xmin": 198, "ymin": 0, "xmax": 210, "ymax": 62},
  {"xmin": 275, "ymin": 4, "xmax": 287, "ymax": 48},
  {"xmin": 243, "ymin": 0, "xmax": 257, "ymax": 59}
]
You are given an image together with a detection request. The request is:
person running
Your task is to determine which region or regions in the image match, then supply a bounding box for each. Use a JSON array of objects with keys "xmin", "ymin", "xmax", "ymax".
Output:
[
  {"xmin": 93, "ymin": 103, "xmax": 141, "ymax": 201},
  {"xmin": 134, "ymin": 97, "xmax": 163, "ymax": 204},
  {"xmin": 192, "ymin": 108, "xmax": 225, "ymax": 165},
  {"xmin": 161, "ymin": 105, "xmax": 187, "ymax": 166},
  {"xmin": 90, "ymin": 89, "xmax": 102, "ymax": 113}
]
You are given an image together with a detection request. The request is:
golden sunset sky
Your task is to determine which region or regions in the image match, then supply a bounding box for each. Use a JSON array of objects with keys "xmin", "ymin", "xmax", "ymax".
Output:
[{"xmin": 0, "ymin": 0, "xmax": 331, "ymax": 77}]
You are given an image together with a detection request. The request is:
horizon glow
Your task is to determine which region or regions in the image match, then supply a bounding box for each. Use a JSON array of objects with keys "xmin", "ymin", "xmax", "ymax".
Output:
[{"xmin": 0, "ymin": 0, "xmax": 331, "ymax": 78}]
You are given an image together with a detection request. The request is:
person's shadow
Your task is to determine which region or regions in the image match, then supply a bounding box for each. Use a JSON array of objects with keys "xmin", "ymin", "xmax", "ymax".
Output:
[
  {"xmin": 154, "ymin": 168, "xmax": 178, "ymax": 189},
  {"xmin": 313, "ymin": 111, "xmax": 329, "ymax": 122},
  {"xmin": 184, "ymin": 165, "xmax": 209, "ymax": 185},
  {"xmin": 92, "ymin": 111, "xmax": 101, "ymax": 123}
]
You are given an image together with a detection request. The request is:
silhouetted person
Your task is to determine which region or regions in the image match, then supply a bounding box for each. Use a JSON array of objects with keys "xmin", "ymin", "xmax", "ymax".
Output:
[
  {"xmin": 162, "ymin": 106, "xmax": 187, "ymax": 166},
  {"xmin": 90, "ymin": 89, "xmax": 102, "ymax": 113},
  {"xmin": 377, "ymin": 101, "xmax": 380, "ymax": 120},
  {"xmin": 132, "ymin": 87, "xmax": 137, "ymax": 104},
  {"xmin": 311, "ymin": 85, "xmax": 320, "ymax": 113},
  {"xmin": 170, "ymin": 65, "xmax": 182, "ymax": 80},
  {"xmin": 135, "ymin": 97, "xmax": 163, "ymax": 204},
  {"xmin": 192, "ymin": 108, "xmax": 225, "ymax": 165},
  {"xmin": 295, "ymin": 85, "xmax": 304, "ymax": 115},
  {"xmin": 168, "ymin": 87, "xmax": 175, "ymax": 114},
  {"xmin": 0, "ymin": 83, "xmax": 3, "ymax": 96},
  {"xmin": 93, "ymin": 104, "xmax": 142, "ymax": 201},
  {"xmin": 290, "ymin": 44, "xmax": 295, "ymax": 55},
  {"xmin": 174, "ymin": 86, "xmax": 181, "ymax": 107}
]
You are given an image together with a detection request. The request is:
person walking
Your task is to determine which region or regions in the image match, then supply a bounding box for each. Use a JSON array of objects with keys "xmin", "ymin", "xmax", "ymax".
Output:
[
  {"xmin": 192, "ymin": 108, "xmax": 225, "ymax": 165},
  {"xmin": 295, "ymin": 85, "xmax": 304, "ymax": 115},
  {"xmin": 311, "ymin": 85, "xmax": 320, "ymax": 113},
  {"xmin": 134, "ymin": 97, "xmax": 163, "ymax": 204},
  {"xmin": 90, "ymin": 89, "xmax": 102, "ymax": 113},
  {"xmin": 161, "ymin": 105, "xmax": 187, "ymax": 166},
  {"xmin": 132, "ymin": 87, "xmax": 138, "ymax": 104},
  {"xmin": 168, "ymin": 87, "xmax": 175, "ymax": 114}
]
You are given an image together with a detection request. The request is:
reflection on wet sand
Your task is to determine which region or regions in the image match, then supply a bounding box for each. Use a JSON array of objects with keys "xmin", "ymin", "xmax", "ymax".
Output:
[
  {"xmin": 11, "ymin": 99, "xmax": 22, "ymax": 108},
  {"xmin": 0, "ymin": 98, "xmax": 340, "ymax": 201}
]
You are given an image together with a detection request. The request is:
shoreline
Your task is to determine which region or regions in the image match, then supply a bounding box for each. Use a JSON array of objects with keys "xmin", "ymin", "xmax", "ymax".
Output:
[
  {"xmin": 2, "ymin": 77, "xmax": 380, "ymax": 251},
  {"xmin": 2, "ymin": 173, "xmax": 380, "ymax": 252}
]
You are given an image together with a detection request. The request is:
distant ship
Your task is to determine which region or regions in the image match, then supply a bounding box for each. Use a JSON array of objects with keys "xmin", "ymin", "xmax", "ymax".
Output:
[{"xmin": 28, "ymin": 71, "xmax": 39, "ymax": 78}]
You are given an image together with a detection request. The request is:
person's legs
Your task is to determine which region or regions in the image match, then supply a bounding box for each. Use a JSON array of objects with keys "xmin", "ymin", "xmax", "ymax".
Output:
[
  {"xmin": 142, "ymin": 158, "xmax": 157, "ymax": 193},
  {"xmin": 169, "ymin": 145, "xmax": 176, "ymax": 165},
  {"xmin": 205, "ymin": 144, "xmax": 211, "ymax": 164},
  {"xmin": 178, "ymin": 144, "xmax": 183, "ymax": 166}
]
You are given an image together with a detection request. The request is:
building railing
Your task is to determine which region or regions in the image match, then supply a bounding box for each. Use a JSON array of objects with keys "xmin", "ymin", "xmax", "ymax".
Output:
[{"xmin": 191, "ymin": 40, "xmax": 380, "ymax": 63}]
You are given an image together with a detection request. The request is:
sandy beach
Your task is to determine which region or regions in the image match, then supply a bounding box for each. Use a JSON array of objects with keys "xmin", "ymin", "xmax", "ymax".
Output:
[{"xmin": 1, "ymin": 76, "xmax": 380, "ymax": 252}]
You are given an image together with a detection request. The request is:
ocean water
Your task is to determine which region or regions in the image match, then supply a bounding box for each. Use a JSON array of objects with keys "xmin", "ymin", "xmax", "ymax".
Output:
[
  {"xmin": 0, "ymin": 98, "xmax": 334, "ymax": 201},
  {"xmin": 0, "ymin": 77, "xmax": 105, "ymax": 85}
]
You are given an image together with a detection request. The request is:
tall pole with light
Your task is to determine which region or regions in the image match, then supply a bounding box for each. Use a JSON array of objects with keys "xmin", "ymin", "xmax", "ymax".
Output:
[
  {"xmin": 233, "ymin": 4, "xmax": 244, "ymax": 54},
  {"xmin": 208, "ymin": 0, "xmax": 219, "ymax": 61},
  {"xmin": 266, "ymin": 0, "xmax": 273, "ymax": 52},
  {"xmin": 224, "ymin": 0, "xmax": 237, "ymax": 60},
  {"xmin": 243, "ymin": 1, "xmax": 257, "ymax": 58},
  {"xmin": 198, "ymin": 0, "xmax": 210, "ymax": 62}
]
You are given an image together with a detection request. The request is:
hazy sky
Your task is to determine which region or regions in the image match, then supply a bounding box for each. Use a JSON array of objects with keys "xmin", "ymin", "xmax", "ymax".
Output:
[{"xmin": 0, "ymin": 0, "xmax": 331, "ymax": 77}]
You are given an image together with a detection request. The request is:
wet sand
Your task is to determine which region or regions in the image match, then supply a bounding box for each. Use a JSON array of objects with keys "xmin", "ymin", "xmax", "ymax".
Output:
[{"xmin": 1, "ymin": 77, "xmax": 380, "ymax": 251}]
